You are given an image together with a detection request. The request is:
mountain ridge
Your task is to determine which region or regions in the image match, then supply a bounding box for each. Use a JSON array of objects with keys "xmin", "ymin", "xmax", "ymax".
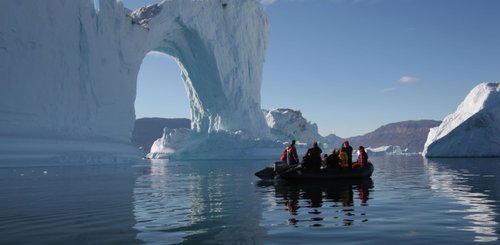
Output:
[
  {"xmin": 132, "ymin": 118, "xmax": 190, "ymax": 151},
  {"xmin": 325, "ymin": 120, "xmax": 441, "ymax": 153}
]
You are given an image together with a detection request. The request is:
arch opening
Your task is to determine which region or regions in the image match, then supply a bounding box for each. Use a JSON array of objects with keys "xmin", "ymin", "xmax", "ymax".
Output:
[
  {"xmin": 135, "ymin": 51, "xmax": 190, "ymax": 122},
  {"xmin": 132, "ymin": 51, "xmax": 191, "ymax": 152}
]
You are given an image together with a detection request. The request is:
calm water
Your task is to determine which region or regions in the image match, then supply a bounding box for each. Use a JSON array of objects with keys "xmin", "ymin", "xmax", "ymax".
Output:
[{"xmin": 1, "ymin": 155, "xmax": 499, "ymax": 244}]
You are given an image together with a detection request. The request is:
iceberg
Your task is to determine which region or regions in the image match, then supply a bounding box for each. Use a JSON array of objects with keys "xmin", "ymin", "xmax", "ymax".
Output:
[
  {"xmin": 423, "ymin": 82, "xmax": 500, "ymax": 157},
  {"xmin": 147, "ymin": 127, "xmax": 282, "ymax": 159},
  {"xmin": 263, "ymin": 108, "xmax": 323, "ymax": 144},
  {"xmin": 146, "ymin": 108, "xmax": 329, "ymax": 159},
  {"xmin": 0, "ymin": 0, "xmax": 270, "ymax": 160},
  {"xmin": 365, "ymin": 145, "xmax": 411, "ymax": 156}
]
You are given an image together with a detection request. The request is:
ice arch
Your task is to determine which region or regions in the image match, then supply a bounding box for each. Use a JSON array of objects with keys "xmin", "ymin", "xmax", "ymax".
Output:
[
  {"xmin": 0, "ymin": 0, "xmax": 270, "ymax": 157},
  {"xmin": 135, "ymin": 1, "xmax": 269, "ymax": 136}
]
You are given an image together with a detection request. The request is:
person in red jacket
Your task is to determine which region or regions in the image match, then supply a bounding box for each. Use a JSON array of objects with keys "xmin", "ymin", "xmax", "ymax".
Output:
[
  {"xmin": 352, "ymin": 146, "xmax": 368, "ymax": 168},
  {"xmin": 279, "ymin": 140, "xmax": 299, "ymax": 166},
  {"xmin": 303, "ymin": 142, "xmax": 322, "ymax": 170}
]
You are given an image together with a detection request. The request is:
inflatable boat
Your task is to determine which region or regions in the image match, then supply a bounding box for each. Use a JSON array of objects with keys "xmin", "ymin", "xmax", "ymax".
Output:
[{"xmin": 255, "ymin": 161, "xmax": 374, "ymax": 181}]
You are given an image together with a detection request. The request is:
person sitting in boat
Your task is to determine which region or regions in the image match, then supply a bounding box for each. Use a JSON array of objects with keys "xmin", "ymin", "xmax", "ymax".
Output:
[
  {"xmin": 352, "ymin": 146, "xmax": 368, "ymax": 168},
  {"xmin": 325, "ymin": 148, "xmax": 340, "ymax": 169},
  {"xmin": 341, "ymin": 140, "xmax": 353, "ymax": 167},
  {"xmin": 286, "ymin": 140, "xmax": 299, "ymax": 166},
  {"xmin": 338, "ymin": 148, "xmax": 349, "ymax": 168},
  {"xmin": 279, "ymin": 148, "xmax": 287, "ymax": 161},
  {"xmin": 303, "ymin": 142, "xmax": 322, "ymax": 170},
  {"xmin": 322, "ymin": 154, "xmax": 328, "ymax": 168}
]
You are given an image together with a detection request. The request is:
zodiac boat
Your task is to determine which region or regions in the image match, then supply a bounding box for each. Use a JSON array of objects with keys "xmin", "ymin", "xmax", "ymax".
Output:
[{"xmin": 255, "ymin": 161, "xmax": 374, "ymax": 181}]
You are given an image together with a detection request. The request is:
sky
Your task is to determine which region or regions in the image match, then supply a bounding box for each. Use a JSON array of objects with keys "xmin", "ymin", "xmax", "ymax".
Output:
[{"xmin": 123, "ymin": 0, "xmax": 500, "ymax": 138}]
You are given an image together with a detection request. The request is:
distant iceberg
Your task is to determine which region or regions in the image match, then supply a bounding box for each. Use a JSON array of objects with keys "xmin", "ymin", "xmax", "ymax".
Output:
[
  {"xmin": 366, "ymin": 145, "xmax": 412, "ymax": 156},
  {"xmin": 423, "ymin": 82, "xmax": 500, "ymax": 157}
]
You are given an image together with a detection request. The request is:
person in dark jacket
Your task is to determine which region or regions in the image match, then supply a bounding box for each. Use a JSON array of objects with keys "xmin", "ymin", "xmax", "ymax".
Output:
[
  {"xmin": 325, "ymin": 148, "xmax": 340, "ymax": 169},
  {"xmin": 286, "ymin": 140, "xmax": 299, "ymax": 166},
  {"xmin": 303, "ymin": 142, "xmax": 322, "ymax": 170},
  {"xmin": 341, "ymin": 140, "xmax": 353, "ymax": 167}
]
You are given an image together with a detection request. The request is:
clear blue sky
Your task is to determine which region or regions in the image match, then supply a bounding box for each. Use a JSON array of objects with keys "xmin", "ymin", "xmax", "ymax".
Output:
[{"xmin": 122, "ymin": 0, "xmax": 500, "ymax": 138}]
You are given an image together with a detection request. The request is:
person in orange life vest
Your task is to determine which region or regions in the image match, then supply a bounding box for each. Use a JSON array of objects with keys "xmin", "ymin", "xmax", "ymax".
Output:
[
  {"xmin": 303, "ymin": 142, "xmax": 322, "ymax": 170},
  {"xmin": 286, "ymin": 140, "xmax": 299, "ymax": 166},
  {"xmin": 352, "ymin": 146, "xmax": 368, "ymax": 168},
  {"xmin": 341, "ymin": 140, "xmax": 353, "ymax": 167}
]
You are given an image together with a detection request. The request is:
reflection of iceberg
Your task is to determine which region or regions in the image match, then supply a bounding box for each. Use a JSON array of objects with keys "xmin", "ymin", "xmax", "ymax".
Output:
[
  {"xmin": 133, "ymin": 159, "xmax": 266, "ymax": 244},
  {"xmin": 424, "ymin": 158, "xmax": 498, "ymax": 242}
]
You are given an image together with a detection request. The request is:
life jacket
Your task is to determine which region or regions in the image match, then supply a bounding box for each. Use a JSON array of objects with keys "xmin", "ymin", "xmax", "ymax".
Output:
[
  {"xmin": 280, "ymin": 149, "xmax": 287, "ymax": 161},
  {"xmin": 286, "ymin": 146, "xmax": 298, "ymax": 164},
  {"xmin": 358, "ymin": 151, "xmax": 367, "ymax": 167},
  {"xmin": 339, "ymin": 151, "xmax": 349, "ymax": 167}
]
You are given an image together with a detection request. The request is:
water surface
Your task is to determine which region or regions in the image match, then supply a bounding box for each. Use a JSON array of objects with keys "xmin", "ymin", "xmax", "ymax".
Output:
[{"xmin": 1, "ymin": 155, "xmax": 499, "ymax": 244}]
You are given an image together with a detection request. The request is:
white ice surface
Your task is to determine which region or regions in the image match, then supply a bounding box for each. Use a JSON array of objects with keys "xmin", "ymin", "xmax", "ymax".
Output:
[
  {"xmin": 263, "ymin": 108, "xmax": 323, "ymax": 144},
  {"xmin": 423, "ymin": 82, "xmax": 500, "ymax": 157},
  {"xmin": 147, "ymin": 108, "xmax": 329, "ymax": 159},
  {"xmin": 0, "ymin": 0, "xmax": 270, "ymax": 161},
  {"xmin": 366, "ymin": 145, "xmax": 412, "ymax": 156}
]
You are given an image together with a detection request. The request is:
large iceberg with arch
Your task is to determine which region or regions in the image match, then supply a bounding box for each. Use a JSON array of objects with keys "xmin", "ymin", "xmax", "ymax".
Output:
[
  {"xmin": 0, "ymin": 0, "xmax": 271, "ymax": 160},
  {"xmin": 423, "ymin": 82, "xmax": 500, "ymax": 157}
]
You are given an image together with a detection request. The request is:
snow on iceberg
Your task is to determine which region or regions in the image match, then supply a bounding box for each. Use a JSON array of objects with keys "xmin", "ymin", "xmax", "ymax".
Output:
[
  {"xmin": 263, "ymin": 108, "xmax": 323, "ymax": 144},
  {"xmin": 0, "ymin": 0, "xmax": 270, "ymax": 160},
  {"xmin": 423, "ymin": 82, "xmax": 500, "ymax": 157}
]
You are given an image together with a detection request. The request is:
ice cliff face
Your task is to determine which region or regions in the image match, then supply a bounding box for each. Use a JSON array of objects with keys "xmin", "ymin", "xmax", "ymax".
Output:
[
  {"xmin": 423, "ymin": 82, "xmax": 500, "ymax": 157},
  {"xmin": 0, "ymin": 0, "xmax": 269, "ymax": 157}
]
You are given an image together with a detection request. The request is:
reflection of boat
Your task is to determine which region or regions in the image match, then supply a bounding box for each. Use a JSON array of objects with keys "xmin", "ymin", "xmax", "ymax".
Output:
[
  {"xmin": 257, "ymin": 178, "xmax": 374, "ymax": 226},
  {"xmin": 255, "ymin": 161, "xmax": 374, "ymax": 181},
  {"xmin": 258, "ymin": 178, "xmax": 374, "ymax": 200}
]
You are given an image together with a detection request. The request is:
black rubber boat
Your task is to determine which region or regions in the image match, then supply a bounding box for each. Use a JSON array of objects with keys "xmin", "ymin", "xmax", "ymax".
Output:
[{"xmin": 255, "ymin": 161, "xmax": 374, "ymax": 181}]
